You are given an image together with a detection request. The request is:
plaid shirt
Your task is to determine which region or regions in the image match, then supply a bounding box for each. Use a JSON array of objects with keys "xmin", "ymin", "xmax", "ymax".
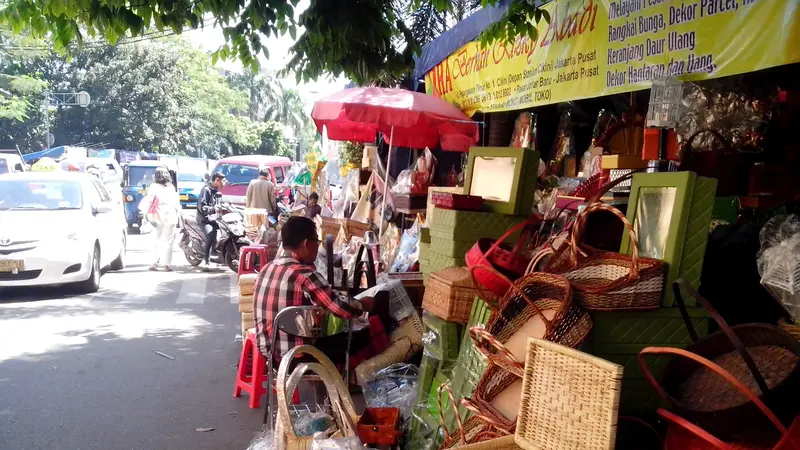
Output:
[{"xmin": 253, "ymin": 257, "xmax": 360, "ymax": 359}]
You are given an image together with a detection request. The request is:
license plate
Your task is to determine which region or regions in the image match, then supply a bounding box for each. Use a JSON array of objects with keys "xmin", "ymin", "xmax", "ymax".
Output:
[
  {"xmin": 0, "ymin": 259, "xmax": 24, "ymax": 273},
  {"xmin": 180, "ymin": 195, "xmax": 189, "ymax": 201},
  {"xmin": 137, "ymin": 189, "xmax": 145, "ymax": 194}
]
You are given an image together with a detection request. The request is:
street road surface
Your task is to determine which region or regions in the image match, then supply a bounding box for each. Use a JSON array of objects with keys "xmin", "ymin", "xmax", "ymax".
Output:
[{"xmin": 0, "ymin": 233, "xmax": 263, "ymax": 450}]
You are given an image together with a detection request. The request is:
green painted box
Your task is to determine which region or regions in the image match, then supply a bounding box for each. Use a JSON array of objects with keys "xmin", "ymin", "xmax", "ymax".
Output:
[
  {"xmin": 585, "ymin": 307, "xmax": 710, "ymax": 412},
  {"xmin": 429, "ymin": 207, "xmax": 528, "ymax": 243},
  {"xmin": 421, "ymin": 313, "xmax": 463, "ymax": 362},
  {"xmin": 429, "ymin": 236, "xmax": 475, "ymax": 259},
  {"xmin": 463, "ymin": 147, "xmax": 540, "ymax": 216},
  {"xmin": 421, "ymin": 227, "xmax": 431, "ymax": 244},
  {"xmin": 620, "ymin": 172, "xmax": 717, "ymax": 307},
  {"xmin": 420, "ymin": 241, "xmax": 430, "ymax": 261},
  {"xmin": 427, "ymin": 252, "xmax": 465, "ymax": 273}
]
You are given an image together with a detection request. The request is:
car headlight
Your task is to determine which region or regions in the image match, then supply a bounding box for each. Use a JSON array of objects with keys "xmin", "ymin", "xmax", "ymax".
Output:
[{"xmin": 125, "ymin": 194, "xmax": 135, "ymax": 202}]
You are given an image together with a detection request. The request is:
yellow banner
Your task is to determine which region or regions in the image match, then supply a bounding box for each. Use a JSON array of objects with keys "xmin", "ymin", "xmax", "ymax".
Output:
[{"xmin": 425, "ymin": 0, "xmax": 800, "ymax": 115}]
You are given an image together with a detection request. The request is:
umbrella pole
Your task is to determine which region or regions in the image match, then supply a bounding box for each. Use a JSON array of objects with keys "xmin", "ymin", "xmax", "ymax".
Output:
[{"xmin": 379, "ymin": 126, "xmax": 395, "ymax": 237}]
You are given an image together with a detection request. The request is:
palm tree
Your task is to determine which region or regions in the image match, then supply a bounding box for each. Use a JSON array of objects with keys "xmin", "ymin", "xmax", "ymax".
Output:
[
  {"xmin": 264, "ymin": 87, "xmax": 305, "ymax": 134},
  {"xmin": 226, "ymin": 70, "xmax": 281, "ymax": 122}
]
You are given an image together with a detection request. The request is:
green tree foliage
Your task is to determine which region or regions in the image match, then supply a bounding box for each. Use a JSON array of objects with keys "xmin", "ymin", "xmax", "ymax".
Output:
[
  {"xmin": 264, "ymin": 87, "xmax": 304, "ymax": 134},
  {"xmin": 0, "ymin": 37, "xmax": 302, "ymax": 157},
  {"xmin": 0, "ymin": 1, "xmax": 546, "ymax": 86},
  {"xmin": 0, "ymin": 26, "xmax": 47, "ymax": 122}
]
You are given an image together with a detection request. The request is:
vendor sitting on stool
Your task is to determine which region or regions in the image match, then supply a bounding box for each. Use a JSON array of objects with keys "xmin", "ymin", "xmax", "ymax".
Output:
[{"xmin": 253, "ymin": 216, "xmax": 391, "ymax": 368}]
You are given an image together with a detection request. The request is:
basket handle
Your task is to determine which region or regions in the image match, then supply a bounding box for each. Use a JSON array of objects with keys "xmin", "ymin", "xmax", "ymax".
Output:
[
  {"xmin": 437, "ymin": 383, "xmax": 466, "ymax": 446},
  {"xmin": 483, "ymin": 216, "xmax": 542, "ymax": 260},
  {"xmin": 284, "ymin": 361, "xmax": 358, "ymax": 437},
  {"xmin": 672, "ymin": 279, "xmax": 770, "ymax": 395},
  {"xmin": 679, "ymin": 129, "xmax": 734, "ymax": 161},
  {"xmin": 656, "ymin": 409, "xmax": 732, "ymax": 449},
  {"xmin": 352, "ymin": 244, "xmax": 377, "ymax": 289},
  {"xmin": 525, "ymin": 246, "xmax": 555, "ymax": 275},
  {"xmin": 637, "ymin": 346, "xmax": 788, "ymax": 436},
  {"xmin": 460, "ymin": 397, "xmax": 514, "ymax": 433},
  {"xmin": 468, "ymin": 264, "xmax": 503, "ymax": 310},
  {"xmin": 275, "ymin": 345, "xmax": 359, "ymax": 438},
  {"xmin": 584, "ymin": 170, "xmax": 641, "ymax": 204},
  {"xmin": 569, "ymin": 202, "xmax": 641, "ymax": 283},
  {"xmin": 470, "ymin": 265, "xmax": 554, "ymax": 330},
  {"xmin": 468, "ymin": 326, "xmax": 524, "ymax": 374}
]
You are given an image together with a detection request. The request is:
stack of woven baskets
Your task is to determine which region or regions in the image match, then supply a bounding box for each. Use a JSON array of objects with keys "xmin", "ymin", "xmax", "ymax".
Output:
[{"xmin": 238, "ymin": 273, "xmax": 257, "ymax": 334}]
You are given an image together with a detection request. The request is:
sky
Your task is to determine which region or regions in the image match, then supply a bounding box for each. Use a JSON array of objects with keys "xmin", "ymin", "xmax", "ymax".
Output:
[{"xmin": 182, "ymin": 1, "xmax": 348, "ymax": 111}]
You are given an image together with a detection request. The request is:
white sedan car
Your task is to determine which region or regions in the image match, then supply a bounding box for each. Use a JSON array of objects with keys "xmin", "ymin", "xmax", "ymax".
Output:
[{"xmin": 0, "ymin": 172, "xmax": 127, "ymax": 292}]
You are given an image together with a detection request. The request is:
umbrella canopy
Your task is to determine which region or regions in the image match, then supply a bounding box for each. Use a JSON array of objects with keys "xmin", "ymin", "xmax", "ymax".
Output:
[{"xmin": 311, "ymin": 87, "xmax": 479, "ymax": 152}]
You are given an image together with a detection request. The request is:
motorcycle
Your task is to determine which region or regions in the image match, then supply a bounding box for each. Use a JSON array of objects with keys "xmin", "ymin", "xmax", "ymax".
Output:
[{"xmin": 179, "ymin": 201, "xmax": 249, "ymax": 272}]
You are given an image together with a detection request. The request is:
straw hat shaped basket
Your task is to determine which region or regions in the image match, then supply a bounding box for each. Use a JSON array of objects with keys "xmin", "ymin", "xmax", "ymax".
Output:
[
  {"xmin": 638, "ymin": 280, "xmax": 800, "ymax": 440},
  {"xmin": 543, "ymin": 202, "xmax": 665, "ymax": 311},
  {"xmin": 274, "ymin": 345, "xmax": 360, "ymax": 450}
]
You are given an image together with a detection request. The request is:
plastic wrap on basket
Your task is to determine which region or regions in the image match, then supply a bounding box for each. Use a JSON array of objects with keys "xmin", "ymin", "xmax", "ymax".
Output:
[
  {"xmin": 362, "ymin": 363, "xmax": 419, "ymax": 430},
  {"xmin": 758, "ymin": 214, "xmax": 800, "ymax": 322}
]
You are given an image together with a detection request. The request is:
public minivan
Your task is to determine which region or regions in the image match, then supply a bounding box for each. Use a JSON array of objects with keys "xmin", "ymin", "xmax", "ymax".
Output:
[{"xmin": 212, "ymin": 155, "xmax": 292, "ymax": 205}]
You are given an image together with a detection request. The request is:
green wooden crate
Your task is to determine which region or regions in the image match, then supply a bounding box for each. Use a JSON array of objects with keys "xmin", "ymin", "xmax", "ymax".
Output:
[
  {"xmin": 429, "ymin": 208, "xmax": 528, "ymax": 243},
  {"xmin": 427, "ymin": 252, "xmax": 465, "ymax": 273},
  {"xmin": 426, "ymin": 372, "xmax": 452, "ymax": 417},
  {"xmin": 429, "ymin": 236, "xmax": 476, "ymax": 258},
  {"xmin": 422, "ymin": 313, "xmax": 463, "ymax": 362},
  {"xmin": 420, "ymin": 241, "xmax": 430, "ymax": 261},
  {"xmin": 584, "ymin": 307, "xmax": 710, "ymax": 353},
  {"xmin": 421, "ymin": 227, "xmax": 431, "ymax": 244},
  {"xmin": 445, "ymin": 298, "xmax": 493, "ymax": 428},
  {"xmin": 620, "ymin": 172, "xmax": 717, "ymax": 307}
]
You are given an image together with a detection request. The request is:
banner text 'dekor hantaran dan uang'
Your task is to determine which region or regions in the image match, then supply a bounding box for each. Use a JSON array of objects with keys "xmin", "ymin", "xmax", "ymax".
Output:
[{"xmin": 425, "ymin": 0, "xmax": 800, "ymax": 115}]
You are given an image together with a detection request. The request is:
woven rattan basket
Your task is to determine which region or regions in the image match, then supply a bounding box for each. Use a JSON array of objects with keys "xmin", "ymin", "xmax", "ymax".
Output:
[
  {"xmin": 516, "ymin": 338, "xmax": 623, "ymax": 450},
  {"xmin": 451, "ymin": 435, "xmax": 521, "ymax": 449},
  {"xmin": 355, "ymin": 337, "xmax": 415, "ymax": 385},
  {"xmin": 544, "ymin": 202, "xmax": 665, "ymax": 311},
  {"xmin": 238, "ymin": 273, "xmax": 257, "ymax": 296},
  {"xmin": 423, "ymin": 267, "xmax": 480, "ymax": 324},
  {"xmin": 438, "ymin": 384, "xmax": 508, "ymax": 450},
  {"xmin": 238, "ymin": 294, "xmax": 254, "ymax": 313},
  {"xmin": 275, "ymin": 346, "xmax": 360, "ymax": 450}
]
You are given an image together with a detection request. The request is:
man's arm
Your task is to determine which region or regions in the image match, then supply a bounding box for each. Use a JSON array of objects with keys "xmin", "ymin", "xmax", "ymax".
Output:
[
  {"xmin": 267, "ymin": 183, "xmax": 277, "ymax": 213},
  {"xmin": 301, "ymin": 270, "xmax": 360, "ymax": 319}
]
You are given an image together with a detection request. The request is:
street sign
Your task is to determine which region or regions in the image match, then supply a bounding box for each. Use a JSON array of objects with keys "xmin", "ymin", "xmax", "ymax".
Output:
[{"xmin": 77, "ymin": 91, "xmax": 91, "ymax": 108}]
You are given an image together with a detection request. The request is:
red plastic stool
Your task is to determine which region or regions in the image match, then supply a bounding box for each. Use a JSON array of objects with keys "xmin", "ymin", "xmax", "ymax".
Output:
[
  {"xmin": 238, "ymin": 245, "xmax": 269, "ymax": 276},
  {"xmin": 233, "ymin": 330, "xmax": 299, "ymax": 409}
]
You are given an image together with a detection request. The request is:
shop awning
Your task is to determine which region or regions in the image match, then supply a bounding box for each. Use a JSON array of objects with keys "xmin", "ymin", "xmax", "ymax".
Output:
[{"xmin": 411, "ymin": 0, "xmax": 511, "ymax": 82}]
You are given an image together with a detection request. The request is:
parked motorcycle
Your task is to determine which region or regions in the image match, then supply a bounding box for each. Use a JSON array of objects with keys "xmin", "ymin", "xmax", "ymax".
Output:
[{"xmin": 179, "ymin": 202, "xmax": 249, "ymax": 272}]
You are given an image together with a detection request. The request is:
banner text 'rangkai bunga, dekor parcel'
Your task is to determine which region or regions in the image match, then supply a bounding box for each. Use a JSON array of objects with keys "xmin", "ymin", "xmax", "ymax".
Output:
[{"xmin": 424, "ymin": 0, "xmax": 800, "ymax": 116}]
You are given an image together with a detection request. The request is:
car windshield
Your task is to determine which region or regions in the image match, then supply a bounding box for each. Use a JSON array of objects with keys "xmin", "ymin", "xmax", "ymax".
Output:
[
  {"xmin": 128, "ymin": 166, "xmax": 159, "ymax": 187},
  {"xmin": 215, "ymin": 163, "xmax": 258, "ymax": 185},
  {"xmin": 178, "ymin": 172, "xmax": 205, "ymax": 182},
  {"xmin": 0, "ymin": 179, "xmax": 83, "ymax": 210}
]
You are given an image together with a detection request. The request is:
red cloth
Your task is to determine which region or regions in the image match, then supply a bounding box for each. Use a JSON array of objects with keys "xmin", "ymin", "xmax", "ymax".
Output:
[
  {"xmin": 311, "ymin": 87, "xmax": 479, "ymax": 152},
  {"xmin": 348, "ymin": 316, "xmax": 389, "ymax": 369}
]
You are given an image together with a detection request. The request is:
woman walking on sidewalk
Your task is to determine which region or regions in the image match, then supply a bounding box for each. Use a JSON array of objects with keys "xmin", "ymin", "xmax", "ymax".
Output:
[{"xmin": 139, "ymin": 167, "xmax": 181, "ymax": 271}]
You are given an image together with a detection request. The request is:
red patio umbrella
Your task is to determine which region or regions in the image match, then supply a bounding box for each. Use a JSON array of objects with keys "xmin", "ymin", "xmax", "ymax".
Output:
[
  {"xmin": 311, "ymin": 87, "xmax": 480, "ymax": 152},
  {"xmin": 312, "ymin": 87, "xmax": 480, "ymax": 234}
]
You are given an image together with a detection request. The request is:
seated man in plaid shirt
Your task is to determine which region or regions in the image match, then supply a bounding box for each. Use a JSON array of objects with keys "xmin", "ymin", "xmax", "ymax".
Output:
[{"xmin": 253, "ymin": 216, "xmax": 390, "ymax": 367}]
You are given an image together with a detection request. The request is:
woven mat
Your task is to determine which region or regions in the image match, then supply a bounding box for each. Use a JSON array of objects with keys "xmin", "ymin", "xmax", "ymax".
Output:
[{"xmin": 678, "ymin": 345, "xmax": 799, "ymax": 411}]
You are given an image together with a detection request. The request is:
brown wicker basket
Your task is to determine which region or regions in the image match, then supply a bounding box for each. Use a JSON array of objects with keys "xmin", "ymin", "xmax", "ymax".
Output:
[
  {"xmin": 544, "ymin": 202, "xmax": 665, "ymax": 311},
  {"xmin": 438, "ymin": 384, "xmax": 508, "ymax": 449},
  {"xmin": 639, "ymin": 280, "xmax": 800, "ymax": 440},
  {"xmin": 480, "ymin": 272, "xmax": 593, "ymax": 374},
  {"xmin": 516, "ymin": 338, "xmax": 623, "ymax": 450},
  {"xmin": 238, "ymin": 273, "xmax": 257, "ymax": 296},
  {"xmin": 275, "ymin": 346, "xmax": 360, "ymax": 450},
  {"xmin": 462, "ymin": 364, "xmax": 523, "ymax": 433},
  {"xmin": 779, "ymin": 318, "xmax": 800, "ymax": 342},
  {"xmin": 238, "ymin": 294, "xmax": 254, "ymax": 313},
  {"xmin": 423, "ymin": 267, "xmax": 480, "ymax": 324},
  {"xmin": 450, "ymin": 435, "xmax": 521, "ymax": 449}
]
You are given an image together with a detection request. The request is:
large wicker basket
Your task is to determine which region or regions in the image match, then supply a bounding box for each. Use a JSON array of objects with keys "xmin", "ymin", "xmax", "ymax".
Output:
[
  {"xmin": 437, "ymin": 384, "xmax": 508, "ymax": 449},
  {"xmin": 544, "ymin": 202, "xmax": 665, "ymax": 311},
  {"xmin": 275, "ymin": 346, "xmax": 360, "ymax": 450},
  {"xmin": 423, "ymin": 267, "xmax": 480, "ymax": 324}
]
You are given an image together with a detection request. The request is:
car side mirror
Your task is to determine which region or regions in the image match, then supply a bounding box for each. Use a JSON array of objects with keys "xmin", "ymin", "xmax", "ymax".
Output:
[
  {"xmin": 14, "ymin": 164, "xmax": 23, "ymax": 172},
  {"xmin": 93, "ymin": 203, "xmax": 113, "ymax": 215}
]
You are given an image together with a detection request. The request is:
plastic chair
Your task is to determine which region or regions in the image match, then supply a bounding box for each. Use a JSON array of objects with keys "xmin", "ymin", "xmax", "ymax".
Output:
[
  {"xmin": 233, "ymin": 329, "xmax": 300, "ymax": 409},
  {"xmin": 238, "ymin": 245, "xmax": 269, "ymax": 276},
  {"xmin": 262, "ymin": 305, "xmax": 353, "ymax": 429}
]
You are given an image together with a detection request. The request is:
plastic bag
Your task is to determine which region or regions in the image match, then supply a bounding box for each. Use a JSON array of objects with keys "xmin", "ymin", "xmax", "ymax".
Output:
[
  {"xmin": 390, "ymin": 220, "xmax": 421, "ymax": 273},
  {"xmin": 139, "ymin": 221, "xmax": 155, "ymax": 234},
  {"xmin": 758, "ymin": 215, "xmax": 800, "ymax": 321},
  {"xmin": 391, "ymin": 170, "xmax": 414, "ymax": 195},
  {"xmin": 311, "ymin": 435, "xmax": 363, "ymax": 450},
  {"xmin": 362, "ymin": 363, "xmax": 419, "ymax": 424},
  {"xmin": 246, "ymin": 430, "xmax": 276, "ymax": 450},
  {"xmin": 295, "ymin": 411, "xmax": 335, "ymax": 437}
]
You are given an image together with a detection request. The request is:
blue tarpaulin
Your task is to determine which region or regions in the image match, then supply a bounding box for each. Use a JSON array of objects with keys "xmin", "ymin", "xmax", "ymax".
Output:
[{"xmin": 412, "ymin": 0, "xmax": 511, "ymax": 82}]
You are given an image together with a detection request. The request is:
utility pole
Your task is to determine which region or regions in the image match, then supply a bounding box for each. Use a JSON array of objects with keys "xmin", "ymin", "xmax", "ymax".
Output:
[{"xmin": 43, "ymin": 91, "xmax": 91, "ymax": 149}]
